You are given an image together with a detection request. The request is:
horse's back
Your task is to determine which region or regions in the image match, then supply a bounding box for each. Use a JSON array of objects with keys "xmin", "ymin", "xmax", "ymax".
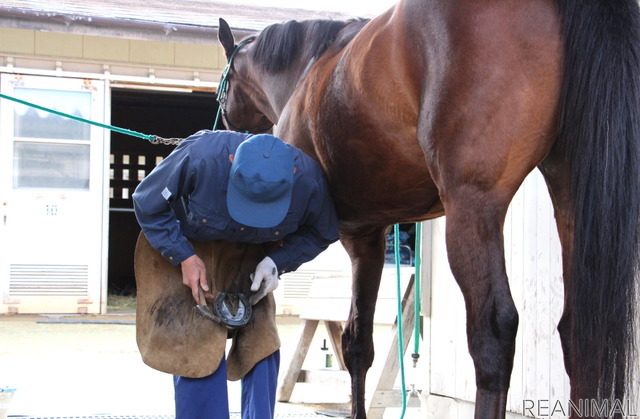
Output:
[{"xmin": 281, "ymin": 0, "xmax": 563, "ymax": 225}]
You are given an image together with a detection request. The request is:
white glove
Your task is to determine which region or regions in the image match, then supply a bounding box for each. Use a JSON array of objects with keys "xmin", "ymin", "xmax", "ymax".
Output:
[{"xmin": 249, "ymin": 256, "xmax": 279, "ymax": 305}]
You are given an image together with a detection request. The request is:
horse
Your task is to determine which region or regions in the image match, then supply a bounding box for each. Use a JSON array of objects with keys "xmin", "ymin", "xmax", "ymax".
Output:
[{"xmin": 216, "ymin": 0, "xmax": 640, "ymax": 417}]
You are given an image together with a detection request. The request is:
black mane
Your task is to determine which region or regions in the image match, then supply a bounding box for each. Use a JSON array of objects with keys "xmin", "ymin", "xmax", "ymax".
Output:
[{"xmin": 251, "ymin": 18, "xmax": 369, "ymax": 72}]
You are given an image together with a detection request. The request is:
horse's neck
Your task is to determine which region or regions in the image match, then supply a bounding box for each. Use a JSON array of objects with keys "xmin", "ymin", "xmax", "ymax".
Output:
[
  {"xmin": 264, "ymin": 22, "xmax": 372, "ymax": 162},
  {"xmin": 274, "ymin": 100, "xmax": 320, "ymax": 163},
  {"xmin": 260, "ymin": 62, "xmax": 310, "ymax": 119},
  {"xmin": 261, "ymin": 20, "xmax": 369, "ymax": 121}
]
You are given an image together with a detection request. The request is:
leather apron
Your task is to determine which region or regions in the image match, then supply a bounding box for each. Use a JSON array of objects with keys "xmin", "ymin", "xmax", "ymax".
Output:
[{"xmin": 134, "ymin": 232, "xmax": 280, "ymax": 380}]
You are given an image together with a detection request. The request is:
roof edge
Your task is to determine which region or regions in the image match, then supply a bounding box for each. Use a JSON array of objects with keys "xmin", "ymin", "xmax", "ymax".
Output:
[{"xmin": 0, "ymin": 7, "xmax": 258, "ymax": 44}]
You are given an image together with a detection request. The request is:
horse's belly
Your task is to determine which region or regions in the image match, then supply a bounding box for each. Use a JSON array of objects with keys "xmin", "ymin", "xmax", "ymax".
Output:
[{"xmin": 329, "ymin": 155, "xmax": 442, "ymax": 225}]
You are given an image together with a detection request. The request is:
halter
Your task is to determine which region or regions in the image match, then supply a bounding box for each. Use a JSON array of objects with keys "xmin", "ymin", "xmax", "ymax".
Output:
[{"xmin": 214, "ymin": 36, "xmax": 257, "ymax": 130}]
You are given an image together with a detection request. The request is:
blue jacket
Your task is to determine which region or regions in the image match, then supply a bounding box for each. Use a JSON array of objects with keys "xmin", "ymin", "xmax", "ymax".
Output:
[{"xmin": 132, "ymin": 130, "xmax": 340, "ymax": 274}]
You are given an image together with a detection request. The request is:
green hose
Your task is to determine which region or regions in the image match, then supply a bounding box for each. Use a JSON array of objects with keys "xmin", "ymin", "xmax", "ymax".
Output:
[
  {"xmin": 394, "ymin": 222, "xmax": 423, "ymax": 418},
  {"xmin": 394, "ymin": 224, "xmax": 408, "ymax": 418},
  {"xmin": 413, "ymin": 222, "xmax": 422, "ymax": 366}
]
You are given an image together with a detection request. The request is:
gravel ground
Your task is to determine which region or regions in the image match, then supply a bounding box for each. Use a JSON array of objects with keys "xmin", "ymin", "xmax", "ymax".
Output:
[{"xmin": 0, "ymin": 313, "xmax": 353, "ymax": 418}]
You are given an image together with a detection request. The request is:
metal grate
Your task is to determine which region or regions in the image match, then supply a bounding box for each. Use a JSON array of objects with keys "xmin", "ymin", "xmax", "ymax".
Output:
[
  {"xmin": 281, "ymin": 271, "xmax": 315, "ymax": 299},
  {"xmin": 9, "ymin": 264, "xmax": 89, "ymax": 296}
]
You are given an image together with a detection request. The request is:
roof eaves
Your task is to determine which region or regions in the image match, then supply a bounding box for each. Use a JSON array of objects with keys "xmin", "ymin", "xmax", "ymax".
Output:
[{"xmin": 0, "ymin": 6, "xmax": 258, "ymax": 44}]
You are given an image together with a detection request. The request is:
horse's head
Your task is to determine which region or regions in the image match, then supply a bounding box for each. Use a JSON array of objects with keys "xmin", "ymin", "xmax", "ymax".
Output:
[
  {"xmin": 217, "ymin": 18, "xmax": 275, "ymax": 133},
  {"xmin": 216, "ymin": 18, "xmax": 370, "ymax": 135}
]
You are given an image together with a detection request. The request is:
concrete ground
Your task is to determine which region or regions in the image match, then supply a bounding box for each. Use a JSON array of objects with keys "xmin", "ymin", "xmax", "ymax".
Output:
[{"xmin": 0, "ymin": 312, "xmax": 353, "ymax": 418}]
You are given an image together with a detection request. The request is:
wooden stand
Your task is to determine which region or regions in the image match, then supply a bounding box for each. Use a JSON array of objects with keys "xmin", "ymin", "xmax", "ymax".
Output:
[{"xmin": 277, "ymin": 272, "xmax": 421, "ymax": 418}]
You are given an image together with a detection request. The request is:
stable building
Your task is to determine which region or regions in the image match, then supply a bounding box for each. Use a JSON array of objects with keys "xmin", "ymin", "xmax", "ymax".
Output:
[{"xmin": 0, "ymin": 1, "xmax": 355, "ymax": 314}]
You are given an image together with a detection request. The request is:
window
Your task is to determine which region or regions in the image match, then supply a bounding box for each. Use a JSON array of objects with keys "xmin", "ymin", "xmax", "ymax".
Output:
[
  {"xmin": 11, "ymin": 88, "xmax": 92, "ymax": 190},
  {"xmin": 13, "ymin": 143, "xmax": 90, "ymax": 189},
  {"xmin": 13, "ymin": 88, "xmax": 91, "ymax": 140}
]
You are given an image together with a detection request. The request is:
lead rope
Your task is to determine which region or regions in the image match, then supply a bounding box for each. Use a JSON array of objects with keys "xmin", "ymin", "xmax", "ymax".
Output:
[
  {"xmin": 0, "ymin": 40, "xmax": 257, "ymax": 141},
  {"xmin": 0, "ymin": 39, "xmax": 258, "ymax": 140},
  {"xmin": 0, "ymin": 92, "xmax": 184, "ymax": 145}
]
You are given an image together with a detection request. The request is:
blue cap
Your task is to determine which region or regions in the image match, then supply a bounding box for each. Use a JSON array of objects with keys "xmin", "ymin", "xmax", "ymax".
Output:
[{"xmin": 227, "ymin": 134, "xmax": 294, "ymax": 228}]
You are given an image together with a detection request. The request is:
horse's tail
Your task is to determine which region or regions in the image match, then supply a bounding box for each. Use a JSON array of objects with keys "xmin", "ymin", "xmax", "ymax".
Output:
[{"xmin": 554, "ymin": 0, "xmax": 640, "ymax": 406}]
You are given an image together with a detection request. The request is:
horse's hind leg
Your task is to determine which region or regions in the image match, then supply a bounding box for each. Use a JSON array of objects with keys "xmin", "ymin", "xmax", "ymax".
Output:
[
  {"xmin": 442, "ymin": 192, "xmax": 519, "ymax": 419},
  {"xmin": 538, "ymin": 158, "xmax": 582, "ymax": 400},
  {"xmin": 340, "ymin": 227, "xmax": 387, "ymax": 419}
]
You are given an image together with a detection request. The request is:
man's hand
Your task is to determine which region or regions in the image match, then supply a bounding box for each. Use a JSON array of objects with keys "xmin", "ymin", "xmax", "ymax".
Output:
[
  {"xmin": 181, "ymin": 254, "xmax": 210, "ymax": 304},
  {"xmin": 250, "ymin": 256, "xmax": 279, "ymax": 305}
]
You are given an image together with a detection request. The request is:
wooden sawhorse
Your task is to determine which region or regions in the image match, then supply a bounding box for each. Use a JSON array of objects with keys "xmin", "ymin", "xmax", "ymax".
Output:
[{"xmin": 277, "ymin": 272, "xmax": 421, "ymax": 418}]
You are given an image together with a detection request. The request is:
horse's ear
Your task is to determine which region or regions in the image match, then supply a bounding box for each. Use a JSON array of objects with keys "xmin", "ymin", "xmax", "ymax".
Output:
[{"xmin": 218, "ymin": 18, "xmax": 236, "ymax": 60}]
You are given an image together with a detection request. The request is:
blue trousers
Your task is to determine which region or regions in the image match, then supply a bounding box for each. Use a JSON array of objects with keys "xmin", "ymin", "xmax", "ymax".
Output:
[{"xmin": 174, "ymin": 350, "xmax": 280, "ymax": 419}]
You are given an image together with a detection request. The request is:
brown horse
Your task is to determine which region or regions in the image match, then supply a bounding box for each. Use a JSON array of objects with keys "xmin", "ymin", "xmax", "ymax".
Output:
[{"xmin": 216, "ymin": 0, "xmax": 640, "ymax": 417}]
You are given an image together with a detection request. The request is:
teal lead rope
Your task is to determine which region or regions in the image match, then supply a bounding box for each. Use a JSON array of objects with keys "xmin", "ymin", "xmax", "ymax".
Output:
[{"xmin": 0, "ymin": 92, "xmax": 183, "ymax": 145}]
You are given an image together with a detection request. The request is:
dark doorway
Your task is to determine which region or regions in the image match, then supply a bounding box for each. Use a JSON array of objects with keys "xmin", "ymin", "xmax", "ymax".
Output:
[{"xmin": 108, "ymin": 88, "xmax": 218, "ymax": 296}]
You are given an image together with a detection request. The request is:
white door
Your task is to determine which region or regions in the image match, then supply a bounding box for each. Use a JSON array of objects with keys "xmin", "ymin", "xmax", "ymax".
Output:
[{"xmin": 0, "ymin": 74, "xmax": 106, "ymax": 314}]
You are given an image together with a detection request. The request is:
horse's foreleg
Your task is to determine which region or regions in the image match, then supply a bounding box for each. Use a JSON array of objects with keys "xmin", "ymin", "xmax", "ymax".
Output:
[
  {"xmin": 444, "ymin": 196, "xmax": 518, "ymax": 419},
  {"xmin": 340, "ymin": 228, "xmax": 387, "ymax": 419}
]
